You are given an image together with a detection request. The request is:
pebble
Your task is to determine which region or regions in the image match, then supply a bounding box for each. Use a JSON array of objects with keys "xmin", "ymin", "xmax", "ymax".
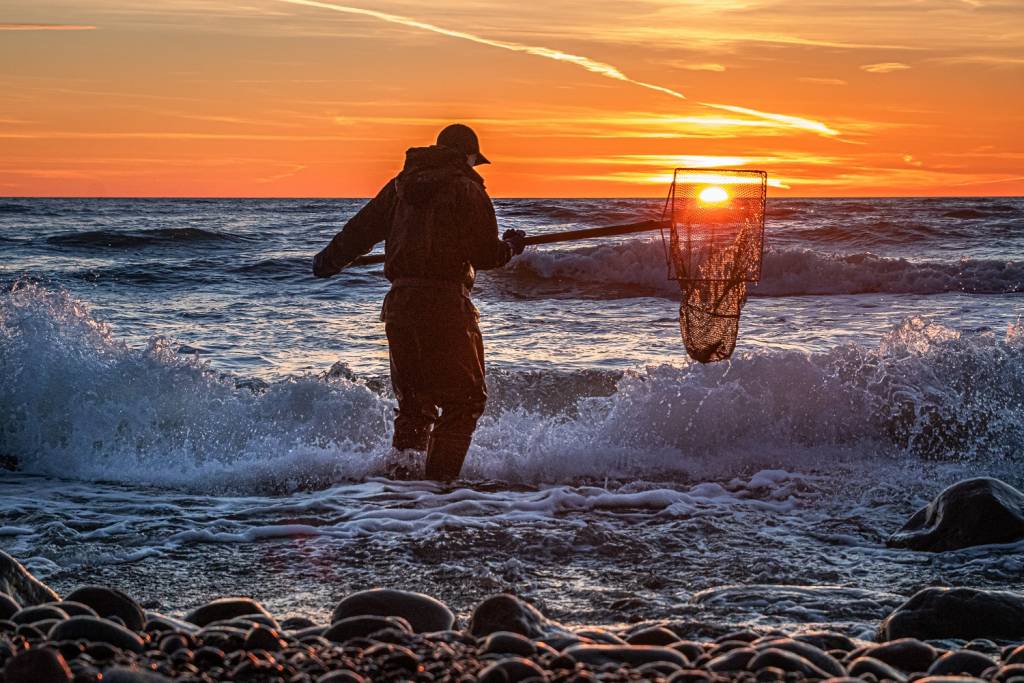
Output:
[
  {"xmin": 332, "ymin": 588, "xmax": 455, "ymax": 633},
  {"xmin": 11, "ymin": 605, "xmax": 69, "ymax": 625},
  {"xmin": 183, "ymin": 597, "xmax": 273, "ymax": 627},
  {"xmin": 927, "ymin": 650, "xmax": 999, "ymax": 677},
  {"xmin": 322, "ymin": 615, "xmax": 412, "ymax": 643},
  {"xmin": 1, "ymin": 579, "xmax": 1024, "ymax": 683},
  {"xmin": 627, "ymin": 625, "xmax": 681, "ymax": 646},
  {"xmin": 482, "ymin": 630, "xmax": 537, "ymax": 656},
  {"xmin": 49, "ymin": 616, "xmax": 146, "ymax": 653},
  {"xmin": 865, "ymin": 638, "xmax": 938, "ymax": 672},
  {"xmin": 3, "ymin": 647, "xmax": 72, "ymax": 683}
]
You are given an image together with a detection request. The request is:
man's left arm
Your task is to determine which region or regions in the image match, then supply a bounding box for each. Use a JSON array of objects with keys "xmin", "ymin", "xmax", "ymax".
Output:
[
  {"xmin": 313, "ymin": 180, "xmax": 397, "ymax": 278},
  {"xmin": 461, "ymin": 182, "xmax": 523, "ymax": 270}
]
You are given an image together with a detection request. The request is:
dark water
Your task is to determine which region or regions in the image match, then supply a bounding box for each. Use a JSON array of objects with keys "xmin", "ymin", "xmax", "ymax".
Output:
[{"xmin": 0, "ymin": 197, "xmax": 1021, "ymax": 632}]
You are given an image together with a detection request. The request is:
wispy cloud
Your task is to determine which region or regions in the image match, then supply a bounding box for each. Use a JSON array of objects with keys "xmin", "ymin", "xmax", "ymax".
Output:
[
  {"xmin": 0, "ymin": 23, "xmax": 96, "ymax": 31},
  {"xmin": 928, "ymin": 54, "xmax": 1024, "ymax": 67},
  {"xmin": 275, "ymin": 0, "xmax": 685, "ymax": 100},
  {"xmin": 861, "ymin": 62, "xmax": 911, "ymax": 74},
  {"xmin": 272, "ymin": 0, "xmax": 840, "ymax": 138},
  {"xmin": 798, "ymin": 77, "xmax": 847, "ymax": 86},
  {"xmin": 672, "ymin": 63, "xmax": 727, "ymax": 72}
]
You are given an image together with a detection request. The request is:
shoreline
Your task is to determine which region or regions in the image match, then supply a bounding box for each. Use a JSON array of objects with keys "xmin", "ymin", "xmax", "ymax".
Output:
[{"xmin": 3, "ymin": 552, "xmax": 1024, "ymax": 682}]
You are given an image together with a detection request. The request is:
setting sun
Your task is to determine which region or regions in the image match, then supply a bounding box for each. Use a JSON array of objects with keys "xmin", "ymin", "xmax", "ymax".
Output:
[{"xmin": 699, "ymin": 186, "xmax": 730, "ymax": 204}]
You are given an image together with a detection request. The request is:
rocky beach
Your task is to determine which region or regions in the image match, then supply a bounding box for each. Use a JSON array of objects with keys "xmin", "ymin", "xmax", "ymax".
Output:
[{"xmin": 2, "ymin": 477, "xmax": 1023, "ymax": 682}]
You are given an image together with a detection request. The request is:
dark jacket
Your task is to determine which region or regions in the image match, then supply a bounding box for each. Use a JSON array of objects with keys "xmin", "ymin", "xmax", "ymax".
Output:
[{"xmin": 313, "ymin": 145, "xmax": 512, "ymax": 292}]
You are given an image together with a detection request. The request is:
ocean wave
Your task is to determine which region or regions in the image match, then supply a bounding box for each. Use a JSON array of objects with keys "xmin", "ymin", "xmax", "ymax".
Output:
[
  {"xmin": 506, "ymin": 240, "xmax": 1024, "ymax": 297},
  {"xmin": 0, "ymin": 202, "xmax": 33, "ymax": 214},
  {"xmin": 1, "ymin": 284, "xmax": 1020, "ymax": 491},
  {"xmin": 46, "ymin": 227, "xmax": 247, "ymax": 248}
]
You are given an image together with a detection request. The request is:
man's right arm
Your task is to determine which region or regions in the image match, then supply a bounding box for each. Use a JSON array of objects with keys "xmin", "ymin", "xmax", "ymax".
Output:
[{"xmin": 312, "ymin": 181, "xmax": 397, "ymax": 278}]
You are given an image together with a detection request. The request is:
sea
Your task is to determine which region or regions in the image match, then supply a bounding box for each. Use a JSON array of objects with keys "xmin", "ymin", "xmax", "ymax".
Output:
[{"xmin": 0, "ymin": 196, "xmax": 1022, "ymax": 635}]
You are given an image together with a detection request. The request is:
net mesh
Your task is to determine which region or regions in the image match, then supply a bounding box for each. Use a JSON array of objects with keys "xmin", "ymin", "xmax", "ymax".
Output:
[{"xmin": 661, "ymin": 169, "xmax": 766, "ymax": 363}]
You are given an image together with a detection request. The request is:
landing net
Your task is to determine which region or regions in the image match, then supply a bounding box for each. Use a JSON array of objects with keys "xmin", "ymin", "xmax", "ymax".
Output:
[{"xmin": 660, "ymin": 168, "xmax": 766, "ymax": 363}]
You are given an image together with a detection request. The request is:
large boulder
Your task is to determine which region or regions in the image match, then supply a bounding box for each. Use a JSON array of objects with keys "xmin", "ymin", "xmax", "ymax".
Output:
[
  {"xmin": 65, "ymin": 586, "xmax": 145, "ymax": 632},
  {"xmin": 887, "ymin": 478, "xmax": 1024, "ymax": 552},
  {"xmin": 879, "ymin": 588, "xmax": 1024, "ymax": 641},
  {"xmin": 469, "ymin": 594, "xmax": 560, "ymax": 639},
  {"xmin": 0, "ymin": 551, "xmax": 59, "ymax": 606},
  {"xmin": 331, "ymin": 589, "xmax": 454, "ymax": 633}
]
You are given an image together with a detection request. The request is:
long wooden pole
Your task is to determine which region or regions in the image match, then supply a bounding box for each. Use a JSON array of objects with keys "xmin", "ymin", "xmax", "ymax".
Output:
[{"xmin": 348, "ymin": 218, "xmax": 670, "ymax": 267}]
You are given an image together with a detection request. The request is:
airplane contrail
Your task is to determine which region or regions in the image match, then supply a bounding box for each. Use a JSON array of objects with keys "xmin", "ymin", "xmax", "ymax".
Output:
[{"xmin": 273, "ymin": 0, "xmax": 839, "ymax": 138}]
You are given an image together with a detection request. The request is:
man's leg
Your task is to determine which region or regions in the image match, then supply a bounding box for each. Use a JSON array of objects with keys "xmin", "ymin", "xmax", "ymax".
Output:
[
  {"xmin": 385, "ymin": 321, "xmax": 439, "ymax": 452},
  {"xmin": 424, "ymin": 320, "xmax": 487, "ymax": 481}
]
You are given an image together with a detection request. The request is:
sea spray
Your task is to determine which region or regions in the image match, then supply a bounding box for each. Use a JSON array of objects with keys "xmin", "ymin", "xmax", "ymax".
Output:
[{"xmin": 2, "ymin": 284, "xmax": 1021, "ymax": 491}]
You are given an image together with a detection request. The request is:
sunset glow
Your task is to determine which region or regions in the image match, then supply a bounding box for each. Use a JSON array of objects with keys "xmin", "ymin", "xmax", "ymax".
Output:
[
  {"xmin": 1, "ymin": 0, "xmax": 1021, "ymax": 197},
  {"xmin": 699, "ymin": 186, "xmax": 729, "ymax": 204}
]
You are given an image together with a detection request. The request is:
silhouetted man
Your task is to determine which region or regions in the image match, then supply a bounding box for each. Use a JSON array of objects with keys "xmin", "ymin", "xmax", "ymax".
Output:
[{"xmin": 313, "ymin": 124, "xmax": 526, "ymax": 481}]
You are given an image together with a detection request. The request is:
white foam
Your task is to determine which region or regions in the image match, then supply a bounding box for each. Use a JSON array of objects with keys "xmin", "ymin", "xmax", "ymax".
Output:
[{"xmin": 2, "ymin": 284, "xmax": 1022, "ymax": 493}]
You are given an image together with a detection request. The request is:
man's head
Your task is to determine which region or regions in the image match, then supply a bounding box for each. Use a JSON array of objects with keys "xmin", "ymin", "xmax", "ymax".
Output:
[{"xmin": 437, "ymin": 124, "xmax": 490, "ymax": 166}]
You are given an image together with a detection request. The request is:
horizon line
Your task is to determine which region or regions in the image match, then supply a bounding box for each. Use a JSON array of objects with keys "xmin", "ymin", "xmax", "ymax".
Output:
[{"xmin": 2, "ymin": 194, "xmax": 1021, "ymax": 201}]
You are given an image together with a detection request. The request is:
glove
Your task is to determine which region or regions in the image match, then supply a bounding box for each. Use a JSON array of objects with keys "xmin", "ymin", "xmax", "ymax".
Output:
[
  {"xmin": 502, "ymin": 229, "xmax": 526, "ymax": 256},
  {"xmin": 312, "ymin": 250, "xmax": 338, "ymax": 278}
]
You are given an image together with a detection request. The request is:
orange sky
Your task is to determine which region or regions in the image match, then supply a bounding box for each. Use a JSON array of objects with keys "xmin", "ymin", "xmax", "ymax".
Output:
[{"xmin": 1, "ymin": 0, "xmax": 1022, "ymax": 197}]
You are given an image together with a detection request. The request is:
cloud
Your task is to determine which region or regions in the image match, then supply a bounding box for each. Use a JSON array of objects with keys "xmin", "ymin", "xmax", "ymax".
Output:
[
  {"xmin": 860, "ymin": 62, "xmax": 911, "ymax": 73},
  {"xmin": 0, "ymin": 23, "xmax": 96, "ymax": 31},
  {"xmin": 275, "ymin": 0, "xmax": 685, "ymax": 100},
  {"xmin": 271, "ymin": 0, "xmax": 840, "ymax": 137},
  {"xmin": 928, "ymin": 54, "xmax": 1024, "ymax": 67},
  {"xmin": 673, "ymin": 63, "xmax": 727, "ymax": 72},
  {"xmin": 798, "ymin": 77, "xmax": 847, "ymax": 86}
]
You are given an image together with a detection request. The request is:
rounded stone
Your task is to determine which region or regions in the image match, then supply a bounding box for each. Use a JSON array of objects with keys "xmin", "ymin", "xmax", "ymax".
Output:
[
  {"xmin": 3, "ymin": 647, "xmax": 72, "ymax": 683},
  {"xmin": 755, "ymin": 638, "xmax": 847, "ymax": 677},
  {"xmin": 11, "ymin": 605, "xmax": 69, "ymax": 625},
  {"xmin": 668, "ymin": 669, "xmax": 714, "ymax": 683},
  {"xmin": 793, "ymin": 632, "xmax": 859, "ymax": 653},
  {"xmin": 707, "ymin": 647, "xmax": 757, "ymax": 672},
  {"xmin": 478, "ymin": 656, "xmax": 547, "ymax": 683},
  {"xmin": 879, "ymin": 588, "xmax": 1024, "ymax": 642},
  {"xmin": 627, "ymin": 626, "xmax": 680, "ymax": 646},
  {"xmin": 322, "ymin": 615, "xmax": 412, "ymax": 643},
  {"xmin": 748, "ymin": 648, "xmax": 830, "ymax": 678},
  {"xmin": 482, "ymin": 631, "xmax": 537, "ymax": 657},
  {"xmin": 331, "ymin": 588, "xmax": 455, "ymax": 634},
  {"xmin": 928, "ymin": 651, "xmax": 998, "ymax": 677},
  {"xmin": 244, "ymin": 624, "xmax": 285, "ymax": 652},
  {"xmin": 565, "ymin": 644, "xmax": 690, "ymax": 668},
  {"xmin": 65, "ymin": 586, "xmax": 145, "ymax": 632},
  {"xmin": 469, "ymin": 594, "xmax": 552, "ymax": 639},
  {"xmin": 50, "ymin": 601, "xmax": 98, "ymax": 618},
  {"xmin": 848, "ymin": 656, "xmax": 908, "ymax": 682},
  {"xmin": 887, "ymin": 477, "xmax": 1024, "ymax": 552},
  {"xmin": 49, "ymin": 615, "xmax": 145, "ymax": 653},
  {"xmin": 865, "ymin": 638, "xmax": 938, "ymax": 673},
  {"xmin": 0, "ymin": 593, "xmax": 20, "ymax": 621},
  {"xmin": 671, "ymin": 640, "xmax": 705, "ymax": 662},
  {"xmin": 184, "ymin": 597, "xmax": 272, "ymax": 627},
  {"xmin": 317, "ymin": 672, "xmax": 367, "ymax": 683}
]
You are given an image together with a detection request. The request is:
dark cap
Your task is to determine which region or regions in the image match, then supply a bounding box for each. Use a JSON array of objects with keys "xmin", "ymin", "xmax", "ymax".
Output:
[{"xmin": 436, "ymin": 123, "xmax": 490, "ymax": 165}]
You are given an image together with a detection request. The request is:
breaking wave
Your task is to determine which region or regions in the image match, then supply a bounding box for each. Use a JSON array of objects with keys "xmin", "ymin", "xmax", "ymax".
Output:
[
  {"xmin": 508, "ymin": 240, "xmax": 1024, "ymax": 297},
  {"xmin": 1, "ymin": 284, "xmax": 1021, "ymax": 492}
]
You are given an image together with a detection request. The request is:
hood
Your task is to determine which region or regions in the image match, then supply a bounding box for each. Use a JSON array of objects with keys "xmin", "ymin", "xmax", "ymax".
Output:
[{"xmin": 396, "ymin": 145, "xmax": 484, "ymax": 205}]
